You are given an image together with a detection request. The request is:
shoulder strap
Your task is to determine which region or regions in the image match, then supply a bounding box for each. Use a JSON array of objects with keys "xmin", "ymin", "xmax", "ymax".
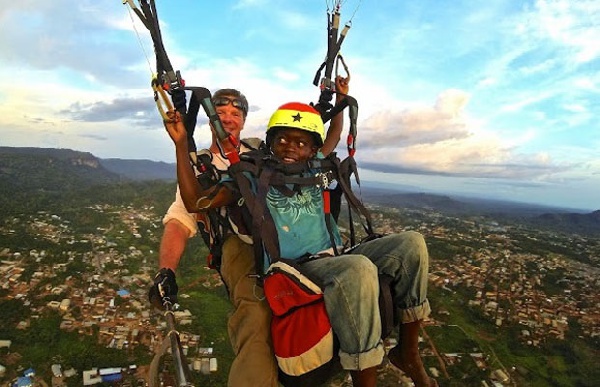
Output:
[
  {"xmin": 193, "ymin": 148, "xmax": 235, "ymax": 270},
  {"xmin": 240, "ymin": 137, "xmax": 264, "ymax": 151},
  {"xmin": 226, "ymin": 149, "xmax": 377, "ymax": 278},
  {"xmin": 227, "ymin": 160, "xmax": 280, "ymax": 280}
]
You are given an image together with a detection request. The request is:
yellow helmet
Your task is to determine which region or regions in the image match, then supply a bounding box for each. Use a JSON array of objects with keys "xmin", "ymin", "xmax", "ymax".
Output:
[{"xmin": 266, "ymin": 102, "xmax": 325, "ymax": 146}]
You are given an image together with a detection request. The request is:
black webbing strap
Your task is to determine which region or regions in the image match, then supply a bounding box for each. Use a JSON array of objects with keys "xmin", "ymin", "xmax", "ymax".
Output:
[
  {"xmin": 136, "ymin": 0, "xmax": 179, "ymax": 90},
  {"xmin": 227, "ymin": 163, "xmax": 280, "ymax": 279},
  {"xmin": 332, "ymin": 156, "xmax": 374, "ymax": 246},
  {"xmin": 312, "ymin": 8, "xmax": 350, "ymax": 89},
  {"xmin": 254, "ymin": 168, "xmax": 281, "ymax": 264},
  {"xmin": 311, "ymin": 5, "xmax": 353, "ymax": 126},
  {"xmin": 183, "ymin": 91, "xmax": 201, "ymax": 156}
]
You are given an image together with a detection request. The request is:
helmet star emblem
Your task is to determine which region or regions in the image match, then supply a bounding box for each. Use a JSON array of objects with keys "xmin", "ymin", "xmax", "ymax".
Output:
[{"xmin": 292, "ymin": 113, "xmax": 302, "ymax": 122}]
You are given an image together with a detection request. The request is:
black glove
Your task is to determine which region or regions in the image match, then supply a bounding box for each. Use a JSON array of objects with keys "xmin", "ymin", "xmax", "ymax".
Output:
[
  {"xmin": 171, "ymin": 88, "xmax": 187, "ymax": 111},
  {"xmin": 148, "ymin": 268, "xmax": 178, "ymax": 308}
]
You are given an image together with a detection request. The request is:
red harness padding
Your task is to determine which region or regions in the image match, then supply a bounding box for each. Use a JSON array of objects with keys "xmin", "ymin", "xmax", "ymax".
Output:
[{"xmin": 263, "ymin": 261, "xmax": 335, "ymax": 384}]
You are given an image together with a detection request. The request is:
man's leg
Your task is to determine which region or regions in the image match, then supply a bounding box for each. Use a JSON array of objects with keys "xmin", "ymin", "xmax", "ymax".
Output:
[
  {"xmin": 220, "ymin": 235, "xmax": 279, "ymax": 387},
  {"xmin": 301, "ymin": 254, "xmax": 385, "ymax": 375},
  {"xmin": 349, "ymin": 232, "xmax": 430, "ymax": 316},
  {"xmin": 350, "ymin": 367, "xmax": 377, "ymax": 387},
  {"xmin": 388, "ymin": 321, "xmax": 437, "ymax": 387},
  {"xmin": 350, "ymin": 232, "xmax": 436, "ymax": 386}
]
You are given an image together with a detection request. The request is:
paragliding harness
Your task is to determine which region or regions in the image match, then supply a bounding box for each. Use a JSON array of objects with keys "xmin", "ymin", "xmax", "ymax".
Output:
[
  {"xmin": 224, "ymin": 136, "xmax": 398, "ymax": 385},
  {"xmin": 222, "ymin": 4, "xmax": 394, "ymax": 384},
  {"xmin": 223, "ymin": 143, "xmax": 397, "ymax": 386},
  {"xmin": 193, "ymin": 138, "xmax": 263, "ymax": 271},
  {"xmin": 213, "ymin": 4, "xmax": 394, "ymax": 385}
]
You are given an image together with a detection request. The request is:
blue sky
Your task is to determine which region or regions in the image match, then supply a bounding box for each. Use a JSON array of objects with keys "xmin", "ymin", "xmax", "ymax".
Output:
[{"xmin": 0, "ymin": 0, "xmax": 598, "ymax": 211}]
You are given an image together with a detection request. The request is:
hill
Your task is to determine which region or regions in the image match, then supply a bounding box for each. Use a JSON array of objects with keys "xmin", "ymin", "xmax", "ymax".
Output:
[
  {"xmin": 0, "ymin": 147, "xmax": 176, "ymax": 218},
  {"xmin": 99, "ymin": 158, "xmax": 175, "ymax": 181},
  {"xmin": 531, "ymin": 210, "xmax": 600, "ymax": 237},
  {"xmin": 0, "ymin": 147, "xmax": 175, "ymax": 187},
  {"xmin": 0, "ymin": 147, "xmax": 123, "ymax": 192},
  {"xmin": 361, "ymin": 187, "xmax": 599, "ymax": 237}
]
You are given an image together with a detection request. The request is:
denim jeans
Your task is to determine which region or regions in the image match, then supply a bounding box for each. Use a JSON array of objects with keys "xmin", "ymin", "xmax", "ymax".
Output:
[
  {"xmin": 299, "ymin": 231, "xmax": 431, "ymax": 371},
  {"xmin": 301, "ymin": 253, "xmax": 384, "ymax": 371},
  {"xmin": 350, "ymin": 232, "xmax": 431, "ymax": 323}
]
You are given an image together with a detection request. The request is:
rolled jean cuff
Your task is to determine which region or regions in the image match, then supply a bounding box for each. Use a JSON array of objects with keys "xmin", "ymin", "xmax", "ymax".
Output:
[
  {"xmin": 338, "ymin": 341, "xmax": 385, "ymax": 371},
  {"xmin": 399, "ymin": 298, "xmax": 431, "ymax": 323}
]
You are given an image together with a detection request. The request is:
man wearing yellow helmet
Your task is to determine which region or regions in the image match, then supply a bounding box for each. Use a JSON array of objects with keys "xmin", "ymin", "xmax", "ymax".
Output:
[
  {"xmin": 265, "ymin": 103, "xmax": 435, "ymax": 387},
  {"xmin": 157, "ymin": 79, "xmax": 350, "ymax": 387},
  {"xmin": 167, "ymin": 99, "xmax": 436, "ymax": 386},
  {"xmin": 266, "ymin": 102, "xmax": 326, "ymax": 163}
]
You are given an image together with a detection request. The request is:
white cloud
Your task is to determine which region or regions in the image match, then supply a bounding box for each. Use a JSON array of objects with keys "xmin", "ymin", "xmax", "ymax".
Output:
[
  {"xmin": 351, "ymin": 89, "xmax": 579, "ymax": 181},
  {"xmin": 562, "ymin": 103, "xmax": 586, "ymax": 113},
  {"xmin": 532, "ymin": 0, "xmax": 600, "ymax": 63},
  {"xmin": 359, "ymin": 89, "xmax": 472, "ymax": 148}
]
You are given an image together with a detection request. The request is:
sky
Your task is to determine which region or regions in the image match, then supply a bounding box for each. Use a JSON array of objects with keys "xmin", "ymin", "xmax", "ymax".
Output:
[{"xmin": 0, "ymin": 0, "xmax": 598, "ymax": 211}]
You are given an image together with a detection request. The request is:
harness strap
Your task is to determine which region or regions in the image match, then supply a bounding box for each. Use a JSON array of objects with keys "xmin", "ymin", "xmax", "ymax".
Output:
[
  {"xmin": 332, "ymin": 156, "xmax": 374, "ymax": 246},
  {"xmin": 183, "ymin": 90, "xmax": 201, "ymax": 157},
  {"xmin": 322, "ymin": 189, "xmax": 340, "ymax": 256},
  {"xmin": 226, "ymin": 148, "xmax": 376, "ymax": 279},
  {"xmin": 344, "ymin": 95, "xmax": 359, "ymax": 157},
  {"xmin": 227, "ymin": 164, "xmax": 278, "ymax": 279},
  {"xmin": 313, "ymin": 9, "xmax": 350, "ymax": 90},
  {"xmin": 253, "ymin": 168, "xmax": 282, "ymax": 277}
]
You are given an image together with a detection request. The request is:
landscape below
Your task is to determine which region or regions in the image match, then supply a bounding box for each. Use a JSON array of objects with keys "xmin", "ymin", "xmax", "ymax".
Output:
[{"xmin": 0, "ymin": 147, "xmax": 598, "ymax": 386}]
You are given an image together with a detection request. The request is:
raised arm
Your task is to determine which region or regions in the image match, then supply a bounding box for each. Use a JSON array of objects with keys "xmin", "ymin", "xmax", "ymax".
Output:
[
  {"xmin": 321, "ymin": 75, "xmax": 350, "ymax": 156},
  {"xmin": 163, "ymin": 110, "xmax": 234, "ymax": 212}
]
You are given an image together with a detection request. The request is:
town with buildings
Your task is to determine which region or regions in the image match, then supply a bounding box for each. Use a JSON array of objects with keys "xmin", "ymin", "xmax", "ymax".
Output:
[
  {"xmin": 371, "ymin": 205, "xmax": 600, "ymax": 343},
  {"xmin": 0, "ymin": 201, "xmax": 598, "ymax": 386}
]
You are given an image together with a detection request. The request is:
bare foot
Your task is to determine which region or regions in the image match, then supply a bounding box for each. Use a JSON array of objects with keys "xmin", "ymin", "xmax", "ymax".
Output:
[{"xmin": 388, "ymin": 345, "xmax": 438, "ymax": 387}]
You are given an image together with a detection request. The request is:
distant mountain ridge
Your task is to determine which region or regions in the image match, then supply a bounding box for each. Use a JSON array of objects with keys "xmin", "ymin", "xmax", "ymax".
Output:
[
  {"xmin": 1, "ymin": 146, "xmax": 597, "ymax": 236},
  {"xmin": 0, "ymin": 147, "xmax": 175, "ymax": 186},
  {"xmin": 99, "ymin": 158, "xmax": 175, "ymax": 181},
  {"xmin": 532, "ymin": 210, "xmax": 600, "ymax": 235},
  {"xmin": 361, "ymin": 187, "xmax": 599, "ymax": 236}
]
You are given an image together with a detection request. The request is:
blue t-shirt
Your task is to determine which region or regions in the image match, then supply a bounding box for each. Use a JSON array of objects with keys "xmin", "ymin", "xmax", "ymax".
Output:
[
  {"xmin": 266, "ymin": 182, "xmax": 342, "ymax": 261},
  {"xmin": 223, "ymin": 161, "xmax": 342, "ymax": 265}
]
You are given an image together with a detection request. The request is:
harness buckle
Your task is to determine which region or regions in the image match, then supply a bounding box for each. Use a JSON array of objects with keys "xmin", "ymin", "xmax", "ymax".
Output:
[{"xmin": 315, "ymin": 172, "xmax": 332, "ymax": 188}]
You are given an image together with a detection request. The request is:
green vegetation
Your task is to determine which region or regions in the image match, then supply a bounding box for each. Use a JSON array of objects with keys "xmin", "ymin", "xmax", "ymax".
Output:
[
  {"xmin": 427, "ymin": 237, "xmax": 466, "ymax": 261},
  {"xmin": 428, "ymin": 286, "xmax": 600, "ymax": 386}
]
